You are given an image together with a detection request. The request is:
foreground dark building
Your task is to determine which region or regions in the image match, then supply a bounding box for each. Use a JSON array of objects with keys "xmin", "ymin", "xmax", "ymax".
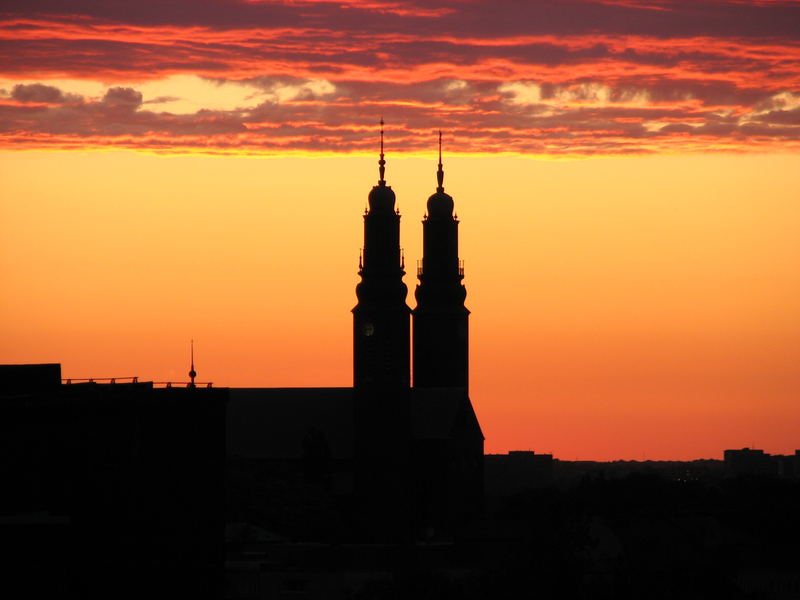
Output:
[{"xmin": 0, "ymin": 363, "xmax": 227, "ymax": 600}]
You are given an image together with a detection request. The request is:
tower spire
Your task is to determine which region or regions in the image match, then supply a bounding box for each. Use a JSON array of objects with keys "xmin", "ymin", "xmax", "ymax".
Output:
[
  {"xmin": 414, "ymin": 129, "xmax": 467, "ymax": 389},
  {"xmin": 378, "ymin": 117, "xmax": 386, "ymax": 186},
  {"xmin": 355, "ymin": 117, "xmax": 409, "ymax": 388},
  {"xmin": 436, "ymin": 130, "xmax": 444, "ymax": 193},
  {"xmin": 188, "ymin": 339, "xmax": 196, "ymax": 388}
]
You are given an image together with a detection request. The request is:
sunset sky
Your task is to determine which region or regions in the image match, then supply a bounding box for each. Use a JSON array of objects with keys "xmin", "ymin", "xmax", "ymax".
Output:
[{"xmin": 1, "ymin": 0, "xmax": 799, "ymax": 460}]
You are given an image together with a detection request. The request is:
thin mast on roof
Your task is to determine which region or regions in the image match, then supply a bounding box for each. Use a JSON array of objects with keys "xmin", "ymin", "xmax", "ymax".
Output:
[
  {"xmin": 188, "ymin": 339, "xmax": 196, "ymax": 388},
  {"xmin": 436, "ymin": 130, "xmax": 445, "ymax": 192}
]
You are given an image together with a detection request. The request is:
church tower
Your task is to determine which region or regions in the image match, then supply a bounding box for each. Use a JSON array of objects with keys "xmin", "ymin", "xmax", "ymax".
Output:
[
  {"xmin": 352, "ymin": 122, "xmax": 413, "ymax": 540},
  {"xmin": 413, "ymin": 132, "xmax": 469, "ymax": 389},
  {"xmin": 353, "ymin": 120, "xmax": 411, "ymax": 388}
]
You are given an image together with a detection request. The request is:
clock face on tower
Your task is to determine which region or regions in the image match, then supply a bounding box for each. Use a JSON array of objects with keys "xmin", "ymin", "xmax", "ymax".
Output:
[{"xmin": 362, "ymin": 322, "xmax": 375, "ymax": 336}]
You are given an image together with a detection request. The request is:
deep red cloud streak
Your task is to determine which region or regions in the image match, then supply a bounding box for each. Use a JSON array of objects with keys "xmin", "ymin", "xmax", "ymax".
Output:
[{"xmin": 1, "ymin": 0, "xmax": 798, "ymax": 155}]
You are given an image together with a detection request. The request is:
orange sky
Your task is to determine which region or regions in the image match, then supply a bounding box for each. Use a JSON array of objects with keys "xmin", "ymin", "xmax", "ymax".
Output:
[{"xmin": 1, "ymin": 150, "xmax": 798, "ymax": 460}]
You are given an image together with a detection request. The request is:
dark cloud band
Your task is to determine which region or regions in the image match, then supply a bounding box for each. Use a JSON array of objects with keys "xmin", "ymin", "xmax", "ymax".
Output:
[{"xmin": 1, "ymin": 0, "xmax": 798, "ymax": 154}]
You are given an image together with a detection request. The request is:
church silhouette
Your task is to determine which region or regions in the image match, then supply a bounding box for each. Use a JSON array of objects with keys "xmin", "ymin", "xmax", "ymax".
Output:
[
  {"xmin": 9, "ymin": 130, "xmax": 798, "ymax": 600},
  {"xmin": 228, "ymin": 123, "xmax": 484, "ymax": 539},
  {"xmin": 0, "ymin": 124, "xmax": 483, "ymax": 598}
]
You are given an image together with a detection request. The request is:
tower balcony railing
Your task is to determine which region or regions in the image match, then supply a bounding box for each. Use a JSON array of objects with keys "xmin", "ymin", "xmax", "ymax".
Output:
[{"xmin": 417, "ymin": 259, "xmax": 465, "ymax": 277}]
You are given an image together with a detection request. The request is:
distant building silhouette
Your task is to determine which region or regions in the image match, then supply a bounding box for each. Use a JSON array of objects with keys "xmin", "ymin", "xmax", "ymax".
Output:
[
  {"xmin": 724, "ymin": 447, "xmax": 799, "ymax": 478},
  {"xmin": 725, "ymin": 447, "xmax": 773, "ymax": 477},
  {"xmin": 485, "ymin": 451, "xmax": 554, "ymax": 495}
]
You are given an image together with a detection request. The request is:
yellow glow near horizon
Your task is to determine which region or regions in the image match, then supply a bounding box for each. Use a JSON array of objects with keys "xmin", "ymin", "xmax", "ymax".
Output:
[{"xmin": 1, "ymin": 150, "xmax": 799, "ymax": 460}]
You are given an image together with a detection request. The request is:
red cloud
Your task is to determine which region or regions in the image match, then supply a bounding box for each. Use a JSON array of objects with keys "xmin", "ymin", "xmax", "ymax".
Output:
[{"xmin": 1, "ymin": 0, "xmax": 798, "ymax": 155}]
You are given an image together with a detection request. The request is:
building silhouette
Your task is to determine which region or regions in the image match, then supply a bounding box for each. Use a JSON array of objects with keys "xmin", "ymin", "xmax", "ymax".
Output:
[
  {"xmin": 353, "ymin": 121, "xmax": 410, "ymax": 388},
  {"xmin": 414, "ymin": 131, "xmax": 469, "ymax": 390},
  {"xmin": 724, "ymin": 447, "xmax": 799, "ymax": 479},
  {"xmin": 0, "ymin": 126, "xmax": 484, "ymax": 598},
  {"xmin": 227, "ymin": 124, "xmax": 483, "ymax": 539},
  {"xmin": 0, "ymin": 363, "xmax": 226, "ymax": 600},
  {"xmin": 484, "ymin": 451, "xmax": 554, "ymax": 494}
]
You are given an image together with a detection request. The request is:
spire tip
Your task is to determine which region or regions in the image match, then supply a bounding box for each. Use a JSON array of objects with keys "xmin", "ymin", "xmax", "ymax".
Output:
[
  {"xmin": 378, "ymin": 118, "xmax": 386, "ymax": 185},
  {"xmin": 436, "ymin": 130, "xmax": 444, "ymax": 192}
]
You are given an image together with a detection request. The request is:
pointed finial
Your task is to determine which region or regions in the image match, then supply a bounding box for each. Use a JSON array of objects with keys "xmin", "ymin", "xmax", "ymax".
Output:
[
  {"xmin": 436, "ymin": 130, "xmax": 444, "ymax": 193},
  {"xmin": 378, "ymin": 117, "xmax": 386, "ymax": 185},
  {"xmin": 188, "ymin": 339, "xmax": 197, "ymax": 388}
]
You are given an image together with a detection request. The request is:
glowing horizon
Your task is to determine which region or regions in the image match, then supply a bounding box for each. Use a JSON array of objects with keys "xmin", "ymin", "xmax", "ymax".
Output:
[{"xmin": 2, "ymin": 149, "xmax": 799, "ymax": 461}]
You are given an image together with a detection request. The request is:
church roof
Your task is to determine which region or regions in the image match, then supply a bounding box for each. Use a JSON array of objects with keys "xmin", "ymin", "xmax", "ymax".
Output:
[
  {"xmin": 411, "ymin": 387, "xmax": 474, "ymax": 440},
  {"xmin": 227, "ymin": 388, "xmax": 354, "ymax": 460},
  {"xmin": 226, "ymin": 387, "xmax": 482, "ymax": 461}
]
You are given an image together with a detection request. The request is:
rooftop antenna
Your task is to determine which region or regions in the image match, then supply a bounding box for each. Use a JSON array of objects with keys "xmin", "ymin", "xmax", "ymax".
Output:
[
  {"xmin": 188, "ymin": 339, "xmax": 196, "ymax": 389},
  {"xmin": 436, "ymin": 130, "xmax": 445, "ymax": 193},
  {"xmin": 378, "ymin": 117, "xmax": 386, "ymax": 186}
]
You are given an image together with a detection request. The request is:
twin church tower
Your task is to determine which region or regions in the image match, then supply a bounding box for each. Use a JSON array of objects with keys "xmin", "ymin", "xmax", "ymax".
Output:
[{"xmin": 353, "ymin": 123, "xmax": 469, "ymax": 391}]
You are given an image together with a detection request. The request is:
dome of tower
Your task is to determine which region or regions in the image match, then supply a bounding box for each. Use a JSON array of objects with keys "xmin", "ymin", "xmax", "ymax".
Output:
[
  {"xmin": 427, "ymin": 189, "xmax": 453, "ymax": 218},
  {"xmin": 369, "ymin": 183, "xmax": 396, "ymax": 213}
]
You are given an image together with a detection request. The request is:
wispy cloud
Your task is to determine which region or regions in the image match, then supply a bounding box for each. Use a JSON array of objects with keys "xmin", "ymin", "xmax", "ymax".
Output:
[{"xmin": 1, "ymin": 0, "xmax": 798, "ymax": 154}]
